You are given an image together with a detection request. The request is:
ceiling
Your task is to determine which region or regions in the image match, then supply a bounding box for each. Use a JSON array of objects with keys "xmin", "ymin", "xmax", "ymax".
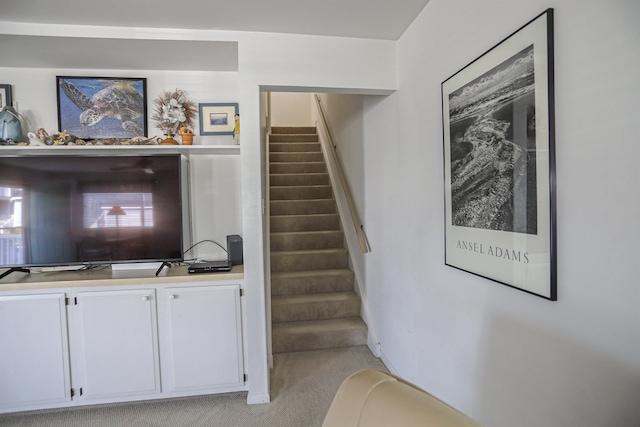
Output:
[
  {"xmin": 0, "ymin": 35, "xmax": 239, "ymax": 71},
  {"xmin": 0, "ymin": 0, "xmax": 430, "ymax": 41},
  {"xmin": 0, "ymin": 0, "xmax": 430, "ymax": 71},
  {"xmin": 0, "ymin": 1, "xmax": 430, "ymax": 139}
]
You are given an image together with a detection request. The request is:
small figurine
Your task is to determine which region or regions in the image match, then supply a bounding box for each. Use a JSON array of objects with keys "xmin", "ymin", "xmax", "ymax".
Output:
[
  {"xmin": 233, "ymin": 114, "xmax": 240, "ymax": 145},
  {"xmin": 27, "ymin": 131, "xmax": 47, "ymax": 146}
]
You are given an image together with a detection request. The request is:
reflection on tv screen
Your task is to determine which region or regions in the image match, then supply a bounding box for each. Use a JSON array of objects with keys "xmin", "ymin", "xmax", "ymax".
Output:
[{"xmin": 0, "ymin": 155, "xmax": 184, "ymax": 268}]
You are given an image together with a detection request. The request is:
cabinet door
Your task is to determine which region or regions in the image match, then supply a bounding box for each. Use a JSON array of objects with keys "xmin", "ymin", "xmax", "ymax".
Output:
[
  {"xmin": 0, "ymin": 293, "xmax": 71, "ymax": 410},
  {"xmin": 163, "ymin": 285, "xmax": 244, "ymax": 392},
  {"xmin": 74, "ymin": 289, "xmax": 160, "ymax": 400}
]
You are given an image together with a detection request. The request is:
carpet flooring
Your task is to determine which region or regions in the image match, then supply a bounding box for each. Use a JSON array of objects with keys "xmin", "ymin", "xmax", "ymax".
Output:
[{"xmin": 0, "ymin": 345, "xmax": 387, "ymax": 427}]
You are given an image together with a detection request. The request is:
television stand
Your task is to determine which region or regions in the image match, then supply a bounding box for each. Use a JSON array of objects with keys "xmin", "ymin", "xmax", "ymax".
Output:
[
  {"xmin": 0, "ymin": 264, "xmax": 247, "ymax": 414},
  {"xmin": 155, "ymin": 261, "xmax": 172, "ymax": 276},
  {"xmin": 0, "ymin": 267, "xmax": 30, "ymax": 281}
]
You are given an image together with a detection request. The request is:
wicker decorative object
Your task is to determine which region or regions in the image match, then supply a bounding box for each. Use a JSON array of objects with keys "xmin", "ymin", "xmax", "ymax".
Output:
[{"xmin": 152, "ymin": 89, "xmax": 197, "ymax": 138}]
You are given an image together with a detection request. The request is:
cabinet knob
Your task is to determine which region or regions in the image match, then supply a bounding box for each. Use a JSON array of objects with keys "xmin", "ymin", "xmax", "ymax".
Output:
[
  {"xmin": 169, "ymin": 294, "xmax": 178, "ymax": 300},
  {"xmin": 141, "ymin": 295, "xmax": 150, "ymax": 302}
]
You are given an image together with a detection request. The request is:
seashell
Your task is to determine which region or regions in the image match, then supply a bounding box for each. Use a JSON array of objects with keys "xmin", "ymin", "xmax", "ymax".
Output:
[{"xmin": 27, "ymin": 132, "xmax": 46, "ymax": 146}]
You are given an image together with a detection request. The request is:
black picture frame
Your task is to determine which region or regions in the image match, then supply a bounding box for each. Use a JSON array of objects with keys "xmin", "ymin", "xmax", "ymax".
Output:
[
  {"xmin": 56, "ymin": 76, "xmax": 148, "ymax": 139},
  {"xmin": 441, "ymin": 9, "xmax": 556, "ymax": 300},
  {"xmin": 0, "ymin": 84, "xmax": 12, "ymax": 109}
]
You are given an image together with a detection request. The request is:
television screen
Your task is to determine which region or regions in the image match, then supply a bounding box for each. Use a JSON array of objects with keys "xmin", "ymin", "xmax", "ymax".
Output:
[{"xmin": 0, "ymin": 154, "xmax": 185, "ymax": 269}]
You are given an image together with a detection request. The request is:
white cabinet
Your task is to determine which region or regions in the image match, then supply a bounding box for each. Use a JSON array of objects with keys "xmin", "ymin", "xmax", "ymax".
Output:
[
  {"xmin": 160, "ymin": 284, "xmax": 244, "ymax": 393},
  {"xmin": 0, "ymin": 276, "xmax": 245, "ymax": 414},
  {"xmin": 73, "ymin": 289, "xmax": 161, "ymax": 400},
  {"xmin": 0, "ymin": 293, "xmax": 71, "ymax": 410}
]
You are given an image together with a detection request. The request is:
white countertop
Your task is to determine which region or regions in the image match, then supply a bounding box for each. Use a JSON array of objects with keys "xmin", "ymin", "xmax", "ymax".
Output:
[{"xmin": 0, "ymin": 264, "xmax": 244, "ymax": 291}]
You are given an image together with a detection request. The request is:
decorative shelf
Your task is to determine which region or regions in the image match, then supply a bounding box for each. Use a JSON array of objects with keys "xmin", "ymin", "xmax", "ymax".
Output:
[{"xmin": 0, "ymin": 144, "xmax": 240, "ymax": 156}]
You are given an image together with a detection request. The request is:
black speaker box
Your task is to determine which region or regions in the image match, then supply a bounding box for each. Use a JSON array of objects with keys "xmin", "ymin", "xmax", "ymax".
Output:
[{"xmin": 227, "ymin": 234, "xmax": 243, "ymax": 266}]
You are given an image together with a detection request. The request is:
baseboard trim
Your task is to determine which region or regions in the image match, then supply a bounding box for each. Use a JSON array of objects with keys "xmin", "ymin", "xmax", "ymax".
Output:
[
  {"xmin": 378, "ymin": 345, "xmax": 400, "ymax": 376},
  {"xmin": 247, "ymin": 392, "xmax": 271, "ymax": 405},
  {"xmin": 367, "ymin": 332, "xmax": 380, "ymax": 357}
]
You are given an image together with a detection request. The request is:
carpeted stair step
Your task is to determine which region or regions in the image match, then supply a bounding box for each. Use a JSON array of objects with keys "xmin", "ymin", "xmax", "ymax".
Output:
[
  {"xmin": 270, "ymin": 199, "xmax": 336, "ymax": 216},
  {"xmin": 271, "ymin": 269, "xmax": 355, "ymax": 296},
  {"xmin": 272, "ymin": 126, "xmax": 316, "ymax": 135},
  {"xmin": 270, "ymin": 134, "xmax": 319, "ymax": 143},
  {"xmin": 270, "ymin": 213, "xmax": 340, "ymax": 233},
  {"xmin": 272, "ymin": 291, "xmax": 361, "ymax": 323},
  {"xmin": 270, "ymin": 142, "xmax": 321, "ymax": 153},
  {"xmin": 269, "ymin": 125, "xmax": 368, "ymax": 354},
  {"xmin": 270, "ymin": 173, "xmax": 329, "ymax": 187},
  {"xmin": 270, "ymin": 152, "xmax": 324, "ymax": 163},
  {"xmin": 271, "ymin": 248, "xmax": 348, "ymax": 272},
  {"xmin": 270, "ymin": 185, "xmax": 333, "ymax": 200},
  {"xmin": 272, "ymin": 317, "xmax": 367, "ymax": 353},
  {"xmin": 271, "ymin": 230, "xmax": 344, "ymax": 251},
  {"xmin": 270, "ymin": 162, "xmax": 326, "ymax": 174}
]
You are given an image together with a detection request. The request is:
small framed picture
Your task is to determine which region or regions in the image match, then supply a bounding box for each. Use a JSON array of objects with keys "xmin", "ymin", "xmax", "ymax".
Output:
[
  {"xmin": 198, "ymin": 103, "xmax": 239, "ymax": 135},
  {"xmin": 56, "ymin": 76, "xmax": 147, "ymax": 139},
  {"xmin": 0, "ymin": 84, "xmax": 12, "ymax": 109}
]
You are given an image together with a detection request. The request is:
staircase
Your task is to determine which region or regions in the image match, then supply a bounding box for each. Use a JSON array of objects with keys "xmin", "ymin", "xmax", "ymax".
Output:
[{"xmin": 269, "ymin": 126, "xmax": 367, "ymax": 353}]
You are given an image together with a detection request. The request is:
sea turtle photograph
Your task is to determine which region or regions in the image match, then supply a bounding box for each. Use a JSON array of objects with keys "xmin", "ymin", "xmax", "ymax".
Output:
[{"xmin": 57, "ymin": 77, "xmax": 147, "ymax": 139}]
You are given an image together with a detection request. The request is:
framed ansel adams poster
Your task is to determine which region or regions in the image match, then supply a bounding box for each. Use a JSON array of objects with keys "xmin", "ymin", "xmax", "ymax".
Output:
[{"xmin": 442, "ymin": 9, "xmax": 557, "ymax": 300}]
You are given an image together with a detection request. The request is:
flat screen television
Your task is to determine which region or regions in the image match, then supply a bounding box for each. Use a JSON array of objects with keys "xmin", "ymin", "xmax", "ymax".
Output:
[{"xmin": 0, "ymin": 154, "xmax": 187, "ymax": 278}]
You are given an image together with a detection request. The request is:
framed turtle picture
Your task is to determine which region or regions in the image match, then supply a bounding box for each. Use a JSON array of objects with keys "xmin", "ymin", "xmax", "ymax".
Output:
[{"xmin": 56, "ymin": 76, "xmax": 148, "ymax": 139}]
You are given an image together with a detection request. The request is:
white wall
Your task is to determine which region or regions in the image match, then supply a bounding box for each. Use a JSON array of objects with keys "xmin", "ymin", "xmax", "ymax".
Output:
[
  {"xmin": 314, "ymin": 93, "xmax": 367, "ymax": 278},
  {"xmin": 362, "ymin": 1, "xmax": 640, "ymax": 427},
  {"xmin": 236, "ymin": 31, "xmax": 398, "ymax": 403},
  {"xmin": 270, "ymin": 92, "xmax": 313, "ymax": 126},
  {"xmin": 189, "ymin": 155, "xmax": 242, "ymax": 262}
]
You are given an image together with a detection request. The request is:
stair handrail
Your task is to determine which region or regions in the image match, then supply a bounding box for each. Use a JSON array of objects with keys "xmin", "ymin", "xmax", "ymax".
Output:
[{"xmin": 314, "ymin": 94, "xmax": 370, "ymax": 253}]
